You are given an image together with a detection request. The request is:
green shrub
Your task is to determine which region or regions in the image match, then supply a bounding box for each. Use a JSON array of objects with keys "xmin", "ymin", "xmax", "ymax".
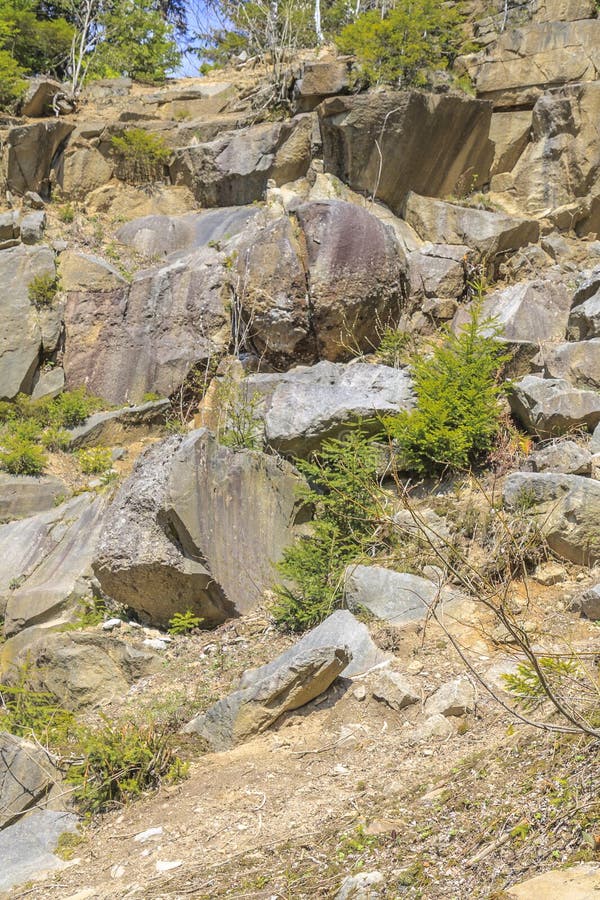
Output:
[
  {"xmin": 376, "ymin": 327, "xmax": 411, "ymax": 368},
  {"xmin": 215, "ymin": 378, "xmax": 262, "ymax": 451},
  {"xmin": 168, "ymin": 609, "xmax": 203, "ymax": 635},
  {"xmin": 0, "ymin": 48, "xmax": 27, "ymax": 109},
  {"xmin": 273, "ymin": 428, "xmax": 383, "ymax": 631},
  {"xmin": 384, "ymin": 299, "xmax": 510, "ymax": 476},
  {"xmin": 58, "ymin": 204, "xmax": 75, "ymax": 224},
  {"xmin": 41, "ymin": 425, "xmax": 71, "ymax": 452},
  {"xmin": 0, "ymin": 666, "xmax": 73, "ymax": 746},
  {"xmin": 0, "ymin": 421, "xmax": 46, "ymax": 475},
  {"xmin": 111, "ymin": 128, "xmax": 171, "ymax": 183},
  {"xmin": 28, "ymin": 273, "xmax": 60, "ymax": 308},
  {"xmin": 335, "ymin": 0, "xmax": 463, "ymax": 86},
  {"xmin": 66, "ymin": 718, "xmax": 187, "ymax": 814},
  {"xmin": 49, "ymin": 389, "xmax": 102, "ymax": 429},
  {"xmin": 77, "ymin": 447, "xmax": 113, "ymax": 475}
]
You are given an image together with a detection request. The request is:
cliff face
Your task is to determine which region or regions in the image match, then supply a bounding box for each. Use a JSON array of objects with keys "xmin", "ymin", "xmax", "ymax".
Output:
[{"xmin": 1, "ymin": 3, "xmax": 600, "ymax": 896}]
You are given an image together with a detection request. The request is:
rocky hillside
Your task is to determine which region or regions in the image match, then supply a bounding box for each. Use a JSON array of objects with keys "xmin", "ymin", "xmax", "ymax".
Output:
[{"xmin": 1, "ymin": 0, "xmax": 600, "ymax": 897}]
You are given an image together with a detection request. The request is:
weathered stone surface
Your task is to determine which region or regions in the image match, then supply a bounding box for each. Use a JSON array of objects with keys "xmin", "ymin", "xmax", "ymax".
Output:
[
  {"xmin": 0, "ymin": 474, "xmax": 68, "ymax": 522},
  {"xmin": 424, "ymin": 677, "xmax": 475, "ymax": 717},
  {"xmin": 509, "ymin": 375, "xmax": 600, "ymax": 437},
  {"xmin": 480, "ymin": 279, "xmax": 571, "ymax": 346},
  {"xmin": 93, "ymin": 430, "xmax": 305, "ymax": 627},
  {"xmin": 3, "ymin": 120, "xmax": 74, "ymax": 196},
  {"xmin": 54, "ymin": 146, "xmax": 114, "ymax": 199},
  {"xmin": 494, "ymin": 83, "xmax": 600, "ymax": 219},
  {"xmin": 294, "ymin": 57, "xmax": 352, "ymax": 112},
  {"xmin": 568, "ymin": 290, "xmax": 600, "ymax": 340},
  {"xmin": 336, "ymin": 871, "xmax": 385, "ymax": 900},
  {"xmin": 403, "ymin": 193, "xmax": 539, "ymax": 262},
  {"xmin": 116, "ymin": 206, "xmax": 261, "ymax": 258},
  {"xmin": 20, "ymin": 210, "xmax": 46, "ymax": 244},
  {"xmin": 67, "ymin": 399, "xmax": 169, "ymax": 449},
  {"xmin": 0, "ymin": 494, "xmax": 106, "ymax": 640},
  {"xmin": 507, "ymin": 864, "xmax": 600, "ymax": 900},
  {"xmin": 408, "ymin": 713, "xmax": 455, "ymax": 744},
  {"xmin": 521, "ymin": 440, "xmax": 592, "ymax": 476},
  {"xmin": 0, "ymin": 810, "xmax": 78, "ymax": 893},
  {"xmin": 244, "ymin": 361, "xmax": 414, "ymax": 456},
  {"xmin": 473, "ymin": 20, "xmax": 600, "ymax": 108},
  {"xmin": 12, "ymin": 631, "xmax": 160, "ymax": 710},
  {"xmin": 0, "ymin": 244, "xmax": 59, "ymax": 400},
  {"xmin": 319, "ymin": 91, "xmax": 494, "ymax": 216},
  {"xmin": 31, "ymin": 366, "xmax": 65, "ymax": 400},
  {"xmin": 344, "ymin": 565, "xmax": 458, "ymax": 626},
  {"xmin": 170, "ymin": 117, "xmax": 312, "ymax": 206},
  {"xmin": 489, "ymin": 110, "xmax": 532, "ymax": 176},
  {"xmin": 63, "ymin": 245, "xmax": 230, "ymax": 405},
  {"xmin": 573, "ymin": 583, "xmax": 600, "ymax": 620},
  {"xmin": 408, "ymin": 243, "xmax": 470, "ymax": 302},
  {"xmin": 183, "ymin": 646, "xmax": 349, "ymax": 749},
  {"xmin": 592, "ymin": 422, "xmax": 600, "ymax": 453},
  {"xmin": 536, "ymin": 341, "xmax": 600, "ymax": 391},
  {"xmin": 240, "ymin": 610, "xmax": 390, "ymax": 684},
  {"xmin": 503, "ymin": 472, "xmax": 600, "ymax": 565},
  {"xmin": 0, "ymin": 732, "xmax": 62, "ymax": 829},
  {"xmin": 21, "ymin": 78, "xmax": 69, "ymax": 118},
  {"xmin": 59, "ymin": 250, "xmax": 126, "ymax": 292},
  {"xmin": 370, "ymin": 670, "xmax": 419, "ymax": 711}
]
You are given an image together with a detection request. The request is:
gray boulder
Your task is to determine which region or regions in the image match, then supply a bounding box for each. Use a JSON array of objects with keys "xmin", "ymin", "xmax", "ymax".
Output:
[
  {"xmin": 0, "ymin": 810, "xmax": 78, "ymax": 893},
  {"xmin": 66, "ymin": 399, "xmax": 170, "ymax": 449},
  {"xmin": 344, "ymin": 565, "xmax": 458, "ymax": 626},
  {"xmin": 503, "ymin": 472, "xmax": 600, "ymax": 566},
  {"xmin": 336, "ymin": 871, "xmax": 385, "ymax": 900},
  {"xmin": 293, "ymin": 57, "xmax": 352, "ymax": 112},
  {"xmin": 116, "ymin": 206, "xmax": 261, "ymax": 258},
  {"xmin": 408, "ymin": 243, "xmax": 471, "ymax": 302},
  {"xmin": 477, "ymin": 279, "xmax": 571, "ymax": 347},
  {"xmin": 403, "ymin": 193, "xmax": 540, "ymax": 263},
  {"xmin": 170, "ymin": 117, "xmax": 312, "ymax": 206},
  {"xmin": 509, "ymin": 375, "xmax": 600, "ymax": 437},
  {"xmin": 3, "ymin": 120, "xmax": 73, "ymax": 196},
  {"xmin": 319, "ymin": 91, "xmax": 494, "ymax": 216},
  {"xmin": 245, "ymin": 361, "xmax": 414, "ymax": 456},
  {"xmin": 31, "ymin": 366, "xmax": 66, "ymax": 400},
  {"xmin": 521, "ymin": 440, "xmax": 592, "ymax": 476},
  {"xmin": 537, "ymin": 340, "xmax": 600, "ymax": 391},
  {"xmin": 20, "ymin": 211, "xmax": 46, "ymax": 245},
  {"xmin": 0, "ymin": 244, "xmax": 59, "ymax": 400},
  {"xmin": 183, "ymin": 646, "xmax": 349, "ymax": 749},
  {"xmin": 567, "ymin": 289, "xmax": 600, "ymax": 340},
  {"xmin": 424, "ymin": 677, "xmax": 475, "ymax": 717},
  {"xmin": 63, "ymin": 245, "xmax": 230, "ymax": 405},
  {"xmin": 93, "ymin": 430, "xmax": 306, "ymax": 627},
  {"xmin": 239, "ymin": 610, "xmax": 390, "ymax": 684},
  {"xmin": 0, "ymin": 732, "xmax": 62, "ymax": 829},
  {"xmin": 0, "ymin": 474, "xmax": 68, "ymax": 522},
  {"xmin": 0, "ymin": 494, "xmax": 106, "ymax": 647},
  {"xmin": 21, "ymin": 78, "xmax": 71, "ymax": 118},
  {"xmin": 370, "ymin": 670, "xmax": 420, "ymax": 711},
  {"xmin": 574, "ymin": 583, "xmax": 600, "ymax": 620}
]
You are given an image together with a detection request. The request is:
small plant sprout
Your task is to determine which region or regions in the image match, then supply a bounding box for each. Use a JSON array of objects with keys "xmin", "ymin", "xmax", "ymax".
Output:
[{"xmin": 168, "ymin": 609, "xmax": 203, "ymax": 635}]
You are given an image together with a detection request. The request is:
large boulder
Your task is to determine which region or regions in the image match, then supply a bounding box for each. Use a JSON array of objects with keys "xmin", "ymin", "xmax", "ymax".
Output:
[
  {"xmin": 0, "ymin": 474, "xmax": 68, "ymax": 522},
  {"xmin": 408, "ymin": 243, "xmax": 471, "ymax": 303},
  {"xmin": 66, "ymin": 399, "xmax": 170, "ymax": 449},
  {"xmin": 474, "ymin": 19, "xmax": 600, "ymax": 107},
  {"xmin": 116, "ymin": 206, "xmax": 261, "ymax": 259},
  {"xmin": 2, "ymin": 120, "xmax": 74, "ymax": 196},
  {"xmin": 318, "ymin": 91, "xmax": 494, "ymax": 215},
  {"xmin": 503, "ymin": 472, "xmax": 600, "ymax": 565},
  {"xmin": 567, "ymin": 289, "xmax": 600, "ymax": 340},
  {"xmin": 0, "ymin": 494, "xmax": 106, "ymax": 649},
  {"xmin": 536, "ymin": 341, "xmax": 600, "ymax": 391},
  {"xmin": 21, "ymin": 78, "xmax": 72, "ymax": 118},
  {"xmin": 476, "ymin": 279, "xmax": 571, "ymax": 346},
  {"xmin": 293, "ymin": 57, "xmax": 352, "ymax": 111},
  {"xmin": 403, "ymin": 193, "xmax": 540, "ymax": 263},
  {"xmin": 238, "ymin": 201, "xmax": 406, "ymax": 366},
  {"xmin": 53, "ymin": 146, "xmax": 114, "ymax": 199},
  {"xmin": 63, "ymin": 245, "xmax": 231, "ymax": 405},
  {"xmin": 344, "ymin": 565, "xmax": 459, "ymax": 625},
  {"xmin": 0, "ymin": 244, "xmax": 60, "ymax": 400},
  {"xmin": 93, "ymin": 429, "xmax": 306, "ymax": 627},
  {"xmin": 0, "ymin": 810, "xmax": 78, "ymax": 893},
  {"xmin": 521, "ymin": 440, "xmax": 592, "ymax": 476},
  {"xmin": 492, "ymin": 83, "xmax": 600, "ymax": 221},
  {"xmin": 170, "ymin": 117, "xmax": 312, "ymax": 206},
  {"xmin": 0, "ymin": 732, "xmax": 62, "ymax": 829},
  {"xmin": 509, "ymin": 375, "xmax": 600, "ymax": 437},
  {"xmin": 239, "ymin": 610, "xmax": 390, "ymax": 683},
  {"xmin": 183, "ymin": 646, "xmax": 349, "ymax": 749},
  {"xmin": 244, "ymin": 360, "xmax": 415, "ymax": 456}
]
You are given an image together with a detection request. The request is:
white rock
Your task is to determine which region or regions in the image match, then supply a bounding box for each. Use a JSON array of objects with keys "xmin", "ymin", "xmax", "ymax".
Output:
[
  {"xmin": 424, "ymin": 676, "xmax": 475, "ymax": 717},
  {"xmin": 143, "ymin": 638, "xmax": 168, "ymax": 651},
  {"xmin": 133, "ymin": 826, "xmax": 163, "ymax": 843},
  {"xmin": 155, "ymin": 860, "xmax": 183, "ymax": 873},
  {"xmin": 102, "ymin": 617, "xmax": 122, "ymax": 631}
]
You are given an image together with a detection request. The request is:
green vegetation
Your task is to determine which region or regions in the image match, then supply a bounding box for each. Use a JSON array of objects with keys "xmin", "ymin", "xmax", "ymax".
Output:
[
  {"xmin": 77, "ymin": 447, "xmax": 113, "ymax": 475},
  {"xmin": 28, "ymin": 273, "xmax": 60, "ymax": 308},
  {"xmin": 58, "ymin": 203, "xmax": 75, "ymax": 224},
  {"xmin": 384, "ymin": 299, "xmax": 510, "ymax": 476},
  {"xmin": 0, "ymin": 49, "xmax": 27, "ymax": 107},
  {"xmin": 336, "ymin": 0, "xmax": 463, "ymax": 86},
  {"xmin": 110, "ymin": 128, "xmax": 171, "ymax": 184},
  {"xmin": 0, "ymin": 389, "xmax": 104, "ymax": 475},
  {"xmin": 168, "ymin": 608, "xmax": 203, "ymax": 635},
  {"xmin": 503, "ymin": 658, "xmax": 582, "ymax": 711},
  {"xmin": 215, "ymin": 378, "xmax": 262, "ymax": 452},
  {"xmin": 273, "ymin": 428, "xmax": 382, "ymax": 631},
  {"xmin": 376, "ymin": 327, "xmax": 411, "ymax": 368}
]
